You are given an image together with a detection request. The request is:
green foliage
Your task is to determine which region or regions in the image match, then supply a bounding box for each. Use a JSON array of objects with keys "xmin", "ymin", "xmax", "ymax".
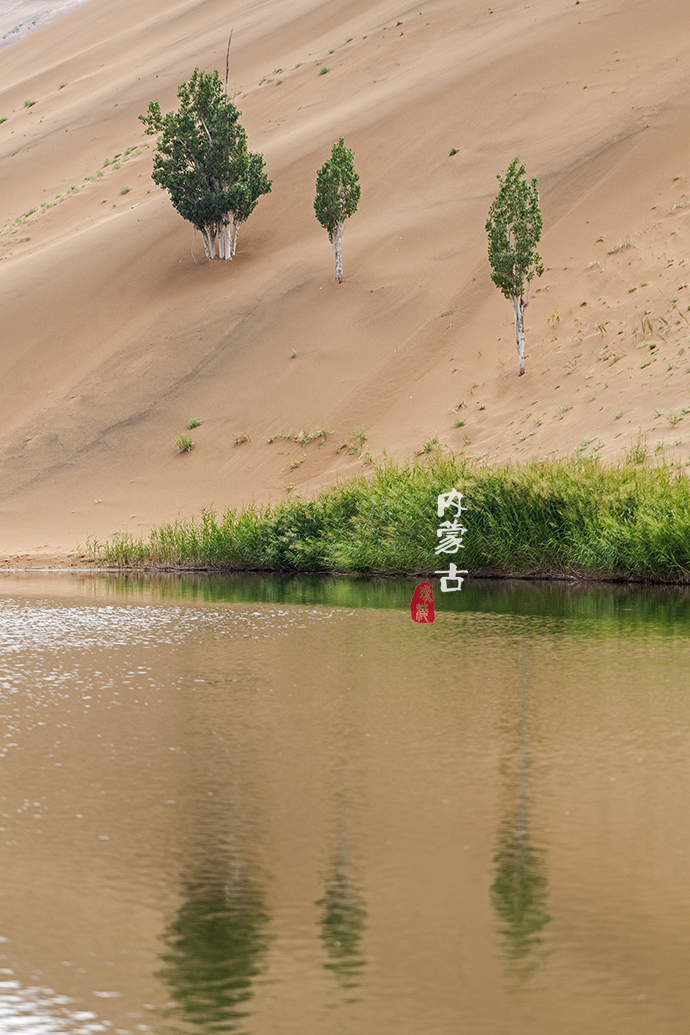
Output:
[
  {"xmin": 140, "ymin": 68, "xmax": 271, "ymax": 240},
  {"xmin": 314, "ymin": 137, "xmax": 360, "ymax": 244},
  {"xmin": 175, "ymin": 432, "xmax": 195, "ymax": 453},
  {"xmin": 23, "ymin": 99, "xmax": 36, "ymax": 108},
  {"xmin": 187, "ymin": 417, "xmax": 202, "ymax": 429},
  {"xmin": 89, "ymin": 455, "xmax": 690, "ymax": 581},
  {"xmin": 485, "ymin": 156, "xmax": 543, "ymax": 301}
]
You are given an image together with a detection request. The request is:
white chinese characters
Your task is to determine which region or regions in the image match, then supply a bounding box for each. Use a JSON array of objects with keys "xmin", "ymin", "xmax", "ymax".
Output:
[{"xmin": 435, "ymin": 489, "xmax": 468, "ymax": 591}]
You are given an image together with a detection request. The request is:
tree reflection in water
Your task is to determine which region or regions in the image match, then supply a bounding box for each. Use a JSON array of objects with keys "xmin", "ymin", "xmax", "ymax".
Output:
[
  {"xmin": 317, "ymin": 852, "xmax": 367, "ymax": 996},
  {"xmin": 158, "ymin": 863, "xmax": 268, "ymax": 1034},
  {"xmin": 490, "ymin": 650, "xmax": 551, "ymax": 980}
]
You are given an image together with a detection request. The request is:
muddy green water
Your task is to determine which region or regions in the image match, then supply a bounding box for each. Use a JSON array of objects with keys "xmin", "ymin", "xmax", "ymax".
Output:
[{"xmin": 1, "ymin": 572, "xmax": 690, "ymax": 1035}]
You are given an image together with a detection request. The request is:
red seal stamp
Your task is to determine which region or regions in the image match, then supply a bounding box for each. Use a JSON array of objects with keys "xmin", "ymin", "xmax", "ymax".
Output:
[{"xmin": 410, "ymin": 582, "xmax": 435, "ymax": 623}]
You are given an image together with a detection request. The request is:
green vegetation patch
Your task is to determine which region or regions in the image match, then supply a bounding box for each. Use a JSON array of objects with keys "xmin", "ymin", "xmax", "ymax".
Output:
[{"xmin": 88, "ymin": 456, "xmax": 690, "ymax": 581}]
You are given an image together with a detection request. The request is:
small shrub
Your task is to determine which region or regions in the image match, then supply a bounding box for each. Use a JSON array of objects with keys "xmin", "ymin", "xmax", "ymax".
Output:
[
  {"xmin": 290, "ymin": 452, "xmax": 306, "ymax": 469},
  {"xmin": 24, "ymin": 100, "xmax": 36, "ymax": 108},
  {"xmin": 454, "ymin": 419, "xmax": 466, "ymax": 427},
  {"xmin": 120, "ymin": 186, "xmax": 131, "ymax": 195},
  {"xmin": 614, "ymin": 410, "xmax": 623, "ymax": 420},
  {"xmin": 0, "ymin": 117, "xmax": 7, "ymax": 125},
  {"xmin": 59, "ymin": 82, "xmax": 67, "ymax": 89},
  {"xmin": 175, "ymin": 432, "xmax": 195, "ymax": 452},
  {"xmin": 187, "ymin": 417, "xmax": 202, "ymax": 429},
  {"xmin": 234, "ymin": 432, "xmax": 251, "ymax": 445},
  {"xmin": 319, "ymin": 65, "xmax": 330, "ymax": 75},
  {"xmin": 449, "ymin": 147, "xmax": 458, "ymax": 156}
]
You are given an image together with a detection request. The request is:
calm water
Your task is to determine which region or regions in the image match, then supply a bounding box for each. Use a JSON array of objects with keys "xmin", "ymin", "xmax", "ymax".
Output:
[{"xmin": 1, "ymin": 572, "xmax": 690, "ymax": 1035}]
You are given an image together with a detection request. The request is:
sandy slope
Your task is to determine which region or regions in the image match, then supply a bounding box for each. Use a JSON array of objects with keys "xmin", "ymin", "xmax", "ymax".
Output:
[{"xmin": 2, "ymin": 0, "xmax": 690, "ymax": 563}]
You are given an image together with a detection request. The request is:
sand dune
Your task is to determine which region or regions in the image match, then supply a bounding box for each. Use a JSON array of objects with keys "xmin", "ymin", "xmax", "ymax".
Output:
[{"xmin": 2, "ymin": 0, "xmax": 690, "ymax": 562}]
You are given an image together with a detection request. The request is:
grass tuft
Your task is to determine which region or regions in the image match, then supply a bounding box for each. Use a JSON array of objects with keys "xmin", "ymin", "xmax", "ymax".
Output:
[{"xmin": 175, "ymin": 432, "xmax": 195, "ymax": 453}]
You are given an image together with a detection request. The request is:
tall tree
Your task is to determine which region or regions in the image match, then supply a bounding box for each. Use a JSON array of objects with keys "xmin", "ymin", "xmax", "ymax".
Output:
[
  {"xmin": 485, "ymin": 157, "xmax": 544, "ymax": 376},
  {"xmin": 140, "ymin": 68, "xmax": 271, "ymax": 260},
  {"xmin": 314, "ymin": 138, "xmax": 361, "ymax": 283}
]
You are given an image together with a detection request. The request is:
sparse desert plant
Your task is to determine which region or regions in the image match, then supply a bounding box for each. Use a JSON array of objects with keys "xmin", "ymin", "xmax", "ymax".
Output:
[
  {"xmin": 319, "ymin": 65, "xmax": 329, "ymax": 75},
  {"xmin": 485, "ymin": 156, "xmax": 543, "ymax": 376},
  {"xmin": 0, "ymin": 117, "xmax": 7, "ymax": 125},
  {"xmin": 140, "ymin": 68, "xmax": 271, "ymax": 260},
  {"xmin": 234, "ymin": 431, "xmax": 251, "ymax": 444},
  {"xmin": 120, "ymin": 186, "xmax": 131, "ymax": 195},
  {"xmin": 337, "ymin": 427, "xmax": 367, "ymax": 455},
  {"xmin": 23, "ymin": 100, "xmax": 36, "ymax": 108},
  {"xmin": 314, "ymin": 137, "xmax": 361, "ymax": 283},
  {"xmin": 449, "ymin": 147, "xmax": 458, "ymax": 156},
  {"xmin": 290, "ymin": 452, "xmax": 306, "ymax": 469},
  {"xmin": 608, "ymin": 236, "xmax": 632, "ymax": 254},
  {"xmin": 175, "ymin": 432, "xmax": 195, "ymax": 452},
  {"xmin": 626, "ymin": 436, "xmax": 648, "ymax": 465},
  {"xmin": 291, "ymin": 349, "xmax": 296, "ymax": 358},
  {"xmin": 454, "ymin": 419, "xmax": 466, "ymax": 427},
  {"xmin": 614, "ymin": 410, "xmax": 623, "ymax": 420},
  {"xmin": 418, "ymin": 437, "xmax": 439, "ymax": 455},
  {"xmin": 187, "ymin": 417, "xmax": 202, "ymax": 429}
]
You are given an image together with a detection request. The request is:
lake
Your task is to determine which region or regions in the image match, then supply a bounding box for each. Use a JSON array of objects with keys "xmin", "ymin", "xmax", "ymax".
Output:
[{"xmin": 1, "ymin": 572, "xmax": 690, "ymax": 1034}]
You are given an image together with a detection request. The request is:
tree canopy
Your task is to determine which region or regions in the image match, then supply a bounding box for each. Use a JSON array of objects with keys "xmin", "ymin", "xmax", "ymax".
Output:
[{"xmin": 140, "ymin": 68, "xmax": 271, "ymax": 260}]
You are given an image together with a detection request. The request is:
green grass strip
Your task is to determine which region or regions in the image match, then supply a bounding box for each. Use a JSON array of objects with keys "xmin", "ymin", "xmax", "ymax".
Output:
[{"xmin": 87, "ymin": 455, "xmax": 690, "ymax": 581}]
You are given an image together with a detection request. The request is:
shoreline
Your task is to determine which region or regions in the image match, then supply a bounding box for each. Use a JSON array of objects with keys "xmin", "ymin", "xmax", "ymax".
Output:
[
  {"xmin": 0, "ymin": 0, "xmax": 92, "ymax": 50},
  {"xmin": 2, "ymin": 559, "xmax": 690, "ymax": 586}
]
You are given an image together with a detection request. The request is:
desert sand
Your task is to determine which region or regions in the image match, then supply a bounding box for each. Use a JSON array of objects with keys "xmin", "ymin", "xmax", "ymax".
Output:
[{"xmin": 2, "ymin": 0, "xmax": 690, "ymax": 566}]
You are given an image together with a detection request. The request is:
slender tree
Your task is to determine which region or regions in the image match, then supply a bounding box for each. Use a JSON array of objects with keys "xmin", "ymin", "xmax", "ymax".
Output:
[
  {"xmin": 485, "ymin": 157, "xmax": 544, "ymax": 376},
  {"xmin": 140, "ymin": 68, "xmax": 271, "ymax": 260},
  {"xmin": 314, "ymin": 138, "xmax": 361, "ymax": 283}
]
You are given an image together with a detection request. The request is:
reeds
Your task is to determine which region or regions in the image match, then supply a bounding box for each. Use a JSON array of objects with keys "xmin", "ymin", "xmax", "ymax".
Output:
[{"xmin": 88, "ymin": 455, "xmax": 690, "ymax": 581}]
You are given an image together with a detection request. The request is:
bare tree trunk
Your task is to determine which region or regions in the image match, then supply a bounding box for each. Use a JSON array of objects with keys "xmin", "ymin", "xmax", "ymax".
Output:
[
  {"xmin": 511, "ymin": 296, "xmax": 526, "ymax": 376},
  {"xmin": 218, "ymin": 225, "xmax": 225, "ymax": 259},
  {"xmin": 332, "ymin": 221, "xmax": 343, "ymax": 283},
  {"xmin": 201, "ymin": 226, "xmax": 213, "ymax": 259}
]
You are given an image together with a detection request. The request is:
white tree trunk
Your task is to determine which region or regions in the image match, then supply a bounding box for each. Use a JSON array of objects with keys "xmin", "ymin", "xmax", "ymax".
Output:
[
  {"xmin": 511, "ymin": 296, "xmax": 526, "ymax": 376},
  {"xmin": 201, "ymin": 227, "xmax": 212, "ymax": 259},
  {"xmin": 232, "ymin": 218, "xmax": 242, "ymax": 258},
  {"xmin": 218, "ymin": 225, "xmax": 225, "ymax": 259},
  {"xmin": 332, "ymin": 221, "xmax": 343, "ymax": 283},
  {"xmin": 202, "ymin": 225, "xmax": 217, "ymax": 259}
]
